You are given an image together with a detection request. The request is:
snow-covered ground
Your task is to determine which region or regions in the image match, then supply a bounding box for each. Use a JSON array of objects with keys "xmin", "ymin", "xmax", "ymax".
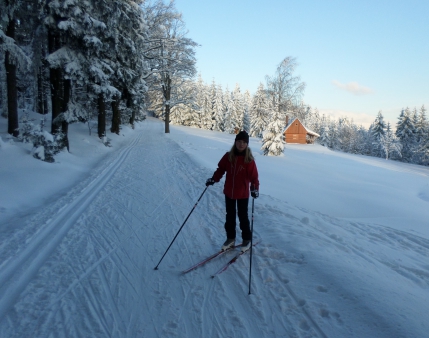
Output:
[{"xmin": 0, "ymin": 116, "xmax": 428, "ymax": 337}]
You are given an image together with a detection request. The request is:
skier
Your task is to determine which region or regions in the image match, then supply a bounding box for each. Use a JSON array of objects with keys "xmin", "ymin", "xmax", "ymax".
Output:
[{"xmin": 205, "ymin": 130, "xmax": 259, "ymax": 253}]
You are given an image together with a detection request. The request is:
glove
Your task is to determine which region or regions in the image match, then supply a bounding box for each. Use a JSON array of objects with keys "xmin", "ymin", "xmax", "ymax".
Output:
[
  {"xmin": 251, "ymin": 189, "xmax": 259, "ymax": 199},
  {"xmin": 206, "ymin": 178, "xmax": 215, "ymax": 186}
]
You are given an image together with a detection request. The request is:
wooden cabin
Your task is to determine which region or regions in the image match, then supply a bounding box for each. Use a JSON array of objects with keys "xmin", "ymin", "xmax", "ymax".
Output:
[{"xmin": 284, "ymin": 118, "xmax": 320, "ymax": 144}]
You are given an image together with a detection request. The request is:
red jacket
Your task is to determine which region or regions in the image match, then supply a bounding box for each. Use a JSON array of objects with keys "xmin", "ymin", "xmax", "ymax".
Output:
[{"xmin": 212, "ymin": 152, "xmax": 259, "ymax": 199}]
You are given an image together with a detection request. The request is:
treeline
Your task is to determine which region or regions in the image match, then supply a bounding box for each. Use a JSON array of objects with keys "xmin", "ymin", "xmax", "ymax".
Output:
[
  {"xmin": 157, "ymin": 72, "xmax": 429, "ymax": 165},
  {"xmin": 1, "ymin": 0, "xmax": 197, "ymax": 161},
  {"xmin": 2, "ymin": 2, "xmax": 428, "ymax": 166},
  {"xmin": 317, "ymin": 107, "xmax": 429, "ymax": 165},
  {"xmin": 151, "ymin": 56, "xmax": 309, "ymax": 156}
]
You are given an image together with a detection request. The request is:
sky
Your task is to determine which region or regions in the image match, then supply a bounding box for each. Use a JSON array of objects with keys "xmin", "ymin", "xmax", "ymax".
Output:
[
  {"xmin": 174, "ymin": 0, "xmax": 429, "ymax": 128},
  {"xmin": 1, "ymin": 116, "xmax": 429, "ymax": 336}
]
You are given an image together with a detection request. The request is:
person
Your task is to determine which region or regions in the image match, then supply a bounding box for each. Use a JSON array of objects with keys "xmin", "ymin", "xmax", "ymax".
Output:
[{"xmin": 205, "ymin": 130, "xmax": 259, "ymax": 252}]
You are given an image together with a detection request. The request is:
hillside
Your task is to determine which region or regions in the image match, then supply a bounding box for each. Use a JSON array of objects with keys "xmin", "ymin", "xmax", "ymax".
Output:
[{"xmin": 0, "ymin": 117, "xmax": 428, "ymax": 337}]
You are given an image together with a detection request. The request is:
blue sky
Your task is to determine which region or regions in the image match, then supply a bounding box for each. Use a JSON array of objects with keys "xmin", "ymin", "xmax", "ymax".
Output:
[{"xmin": 174, "ymin": 0, "xmax": 429, "ymax": 128}]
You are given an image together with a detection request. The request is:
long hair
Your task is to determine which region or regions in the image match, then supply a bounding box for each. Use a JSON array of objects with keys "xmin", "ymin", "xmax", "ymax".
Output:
[{"xmin": 228, "ymin": 144, "xmax": 254, "ymax": 164}]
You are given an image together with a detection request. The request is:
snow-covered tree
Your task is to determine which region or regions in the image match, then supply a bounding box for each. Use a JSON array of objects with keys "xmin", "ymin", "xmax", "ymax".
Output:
[
  {"xmin": 201, "ymin": 88, "xmax": 213, "ymax": 130},
  {"xmin": 170, "ymin": 79, "xmax": 195, "ymax": 126},
  {"xmin": 380, "ymin": 122, "xmax": 402, "ymax": 160},
  {"xmin": 396, "ymin": 108, "xmax": 417, "ymax": 162},
  {"xmin": 229, "ymin": 84, "xmax": 243, "ymax": 133},
  {"xmin": 243, "ymin": 90, "xmax": 251, "ymax": 132},
  {"xmin": 144, "ymin": 1, "xmax": 197, "ymax": 133},
  {"xmin": 250, "ymin": 83, "xmax": 268, "ymax": 138},
  {"xmin": 1, "ymin": 0, "xmax": 32, "ymax": 136},
  {"xmin": 261, "ymin": 110, "xmax": 285, "ymax": 156},
  {"xmin": 266, "ymin": 56, "xmax": 305, "ymax": 117},
  {"xmin": 413, "ymin": 105, "xmax": 429, "ymax": 164},
  {"xmin": 192, "ymin": 74, "xmax": 205, "ymax": 128},
  {"xmin": 371, "ymin": 111, "xmax": 387, "ymax": 157},
  {"xmin": 318, "ymin": 117, "xmax": 330, "ymax": 147},
  {"xmin": 212, "ymin": 84, "xmax": 224, "ymax": 131},
  {"xmin": 223, "ymin": 86, "xmax": 234, "ymax": 133},
  {"xmin": 415, "ymin": 105, "xmax": 428, "ymax": 144}
]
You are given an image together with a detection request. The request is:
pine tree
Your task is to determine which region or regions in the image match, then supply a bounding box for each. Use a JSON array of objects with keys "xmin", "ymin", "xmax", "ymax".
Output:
[
  {"xmin": 243, "ymin": 90, "xmax": 251, "ymax": 132},
  {"xmin": 261, "ymin": 110, "xmax": 285, "ymax": 156},
  {"xmin": 317, "ymin": 115, "xmax": 330, "ymax": 147},
  {"xmin": 223, "ymin": 86, "xmax": 234, "ymax": 133},
  {"xmin": 328, "ymin": 120, "xmax": 339, "ymax": 149},
  {"xmin": 371, "ymin": 111, "xmax": 387, "ymax": 157},
  {"xmin": 1, "ymin": 0, "xmax": 32, "ymax": 136},
  {"xmin": 415, "ymin": 105, "xmax": 427, "ymax": 143},
  {"xmin": 357, "ymin": 125, "xmax": 372, "ymax": 156},
  {"xmin": 201, "ymin": 82, "xmax": 213, "ymax": 130},
  {"xmin": 194, "ymin": 76, "xmax": 212, "ymax": 130},
  {"xmin": 212, "ymin": 84, "xmax": 224, "ymax": 131},
  {"xmin": 250, "ymin": 83, "xmax": 268, "ymax": 138},
  {"xmin": 396, "ymin": 108, "xmax": 417, "ymax": 162},
  {"xmin": 380, "ymin": 122, "xmax": 402, "ymax": 160},
  {"xmin": 413, "ymin": 105, "xmax": 428, "ymax": 164},
  {"xmin": 230, "ymin": 83, "xmax": 243, "ymax": 132},
  {"xmin": 208, "ymin": 80, "xmax": 217, "ymax": 129}
]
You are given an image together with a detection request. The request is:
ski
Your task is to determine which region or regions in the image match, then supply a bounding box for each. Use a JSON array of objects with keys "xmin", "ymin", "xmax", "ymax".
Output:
[
  {"xmin": 181, "ymin": 244, "xmax": 242, "ymax": 274},
  {"xmin": 211, "ymin": 241, "xmax": 259, "ymax": 278}
]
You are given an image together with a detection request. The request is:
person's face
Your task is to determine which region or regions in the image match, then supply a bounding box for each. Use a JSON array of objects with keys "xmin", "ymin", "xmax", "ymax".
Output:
[{"xmin": 235, "ymin": 140, "xmax": 248, "ymax": 152}]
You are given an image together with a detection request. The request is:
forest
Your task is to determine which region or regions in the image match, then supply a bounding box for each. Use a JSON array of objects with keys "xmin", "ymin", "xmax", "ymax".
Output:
[{"xmin": 1, "ymin": 0, "xmax": 428, "ymax": 165}]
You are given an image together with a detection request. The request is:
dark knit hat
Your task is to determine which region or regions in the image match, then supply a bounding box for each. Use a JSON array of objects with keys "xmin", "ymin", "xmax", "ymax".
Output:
[{"xmin": 235, "ymin": 130, "xmax": 249, "ymax": 144}]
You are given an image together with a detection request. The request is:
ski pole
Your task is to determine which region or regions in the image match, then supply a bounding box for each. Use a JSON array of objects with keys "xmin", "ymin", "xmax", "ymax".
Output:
[
  {"xmin": 154, "ymin": 186, "xmax": 208, "ymax": 270},
  {"xmin": 248, "ymin": 197, "xmax": 255, "ymax": 295}
]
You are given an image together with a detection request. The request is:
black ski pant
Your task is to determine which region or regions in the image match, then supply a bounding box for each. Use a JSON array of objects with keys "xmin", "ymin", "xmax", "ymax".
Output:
[{"xmin": 224, "ymin": 195, "xmax": 251, "ymax": 241}]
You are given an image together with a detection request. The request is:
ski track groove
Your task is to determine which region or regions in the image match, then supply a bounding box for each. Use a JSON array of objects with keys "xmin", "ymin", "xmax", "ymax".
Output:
[
  {"xmin": 0, "ymin": 134, "xmax": 142, "ymax": 321},
  {"xmin": 95, "ymin": 258, "xmax": 125, "ymax": 337},
  {"xmin": 5, "ymin": 119, "xmax": 427, "ymax": 337},
  {"xmin": 68, "ymin": 263, "xmax": 112, "ymax": 338}
]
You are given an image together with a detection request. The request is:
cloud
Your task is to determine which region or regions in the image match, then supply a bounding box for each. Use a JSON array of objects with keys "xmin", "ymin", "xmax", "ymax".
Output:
[
  {"xmin": 318, "ymin": 109, "xmax": 375, "ymax": 128},
  {"xmin": 332, "ymin": 80, "xmax": 374, "ymax": 95}
]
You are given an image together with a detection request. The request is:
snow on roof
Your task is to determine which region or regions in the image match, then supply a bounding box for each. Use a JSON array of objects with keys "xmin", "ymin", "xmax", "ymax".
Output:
[{"xmin": 284, "ymin": 117, "xmax": 320, "ymax": 137}]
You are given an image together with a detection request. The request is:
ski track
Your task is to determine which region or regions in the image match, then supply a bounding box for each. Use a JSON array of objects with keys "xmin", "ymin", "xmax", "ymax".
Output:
[{"xmin": 1, "ymin": 118, "xmax": 428, "ymax": 337}]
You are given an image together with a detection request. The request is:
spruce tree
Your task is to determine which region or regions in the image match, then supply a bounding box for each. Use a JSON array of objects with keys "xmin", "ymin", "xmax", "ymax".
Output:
[
  {"xmin": 250, "ymin": 83, "xmax": 268, "ymax": 138},
  {"xmin": 396, "ymin": 108, "xmax": 417, "ymax": 162},
  {"xmin": 380, "ymin": 122, "xmax": 402, "ymax": 160},
  {"xmin": 243, "ymin": 90, "xmax": 251, "ymax": 132},
  {"xmin": 223, "ymin": 87, "xmax": 234, "ymax": 133},
  {"xmin": 261, "ymin": 110, "xmax": 285, "ymax": 156},
  {"xmin": 212, "ymin": 84, "xmax": 224, "ymax": 131},
  {"xmin": 317, "ymin": 115, "xmax": 330, "ymax": 147},
  {"xmin": 371, "ymin": 111, "xmax": 387, "ymax": 157}
]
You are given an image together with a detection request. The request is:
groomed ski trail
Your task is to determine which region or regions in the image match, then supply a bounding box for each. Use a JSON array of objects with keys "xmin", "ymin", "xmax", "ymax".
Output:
[
  {"xmin": 1, "ymin": 118, "xmax": 428, "ymax": 337},
  {"xmin": 0, "ymin": 131, "xmax": 143, "ymax": 321}
]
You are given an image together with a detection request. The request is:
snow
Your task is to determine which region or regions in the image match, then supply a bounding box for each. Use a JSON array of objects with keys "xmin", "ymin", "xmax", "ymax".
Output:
[{"xmin": 0, "ymin": 116, "xmax": 428, "ymax": 337}]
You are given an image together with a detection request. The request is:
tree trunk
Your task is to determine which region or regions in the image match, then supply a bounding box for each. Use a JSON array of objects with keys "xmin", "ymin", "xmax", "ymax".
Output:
[
  {"xmin": 164, "ymin": 104, "xmax": 170, "ymax": 133},
  {"xmin": 163, "ymin": 76, "xmax": 171, "ymax": 134},
  {"xmin": 5, "ymin": 19, "xmax": 19, "ymax": 137},
  {"xmin": 98, "ymin": 93, "xmax": 106, "ymax": 138},
  {"xmin": 37, "ymin": 67, "xmax": 45, "ymax": 114},
  {"xmin": 129, "ymin": 109, "xmax": 136, "ymax": 128},
  {"xmin": 62, "ymin": 78, "xmax": 71, "ymax": 151},
  {"xmin": 111, "ymin": 94, "xmax": 120, "ymax": 134},
  {"xmin": 125, "ymin": 89, "xmax": 135, "ymax": 128},
  {"xmin": 48, "ymin": 28, "xmax": 62, "ymax": 134},
  {"xmin": 37, "ymin": 64, "xmax": 48, "ymax": 115}
]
